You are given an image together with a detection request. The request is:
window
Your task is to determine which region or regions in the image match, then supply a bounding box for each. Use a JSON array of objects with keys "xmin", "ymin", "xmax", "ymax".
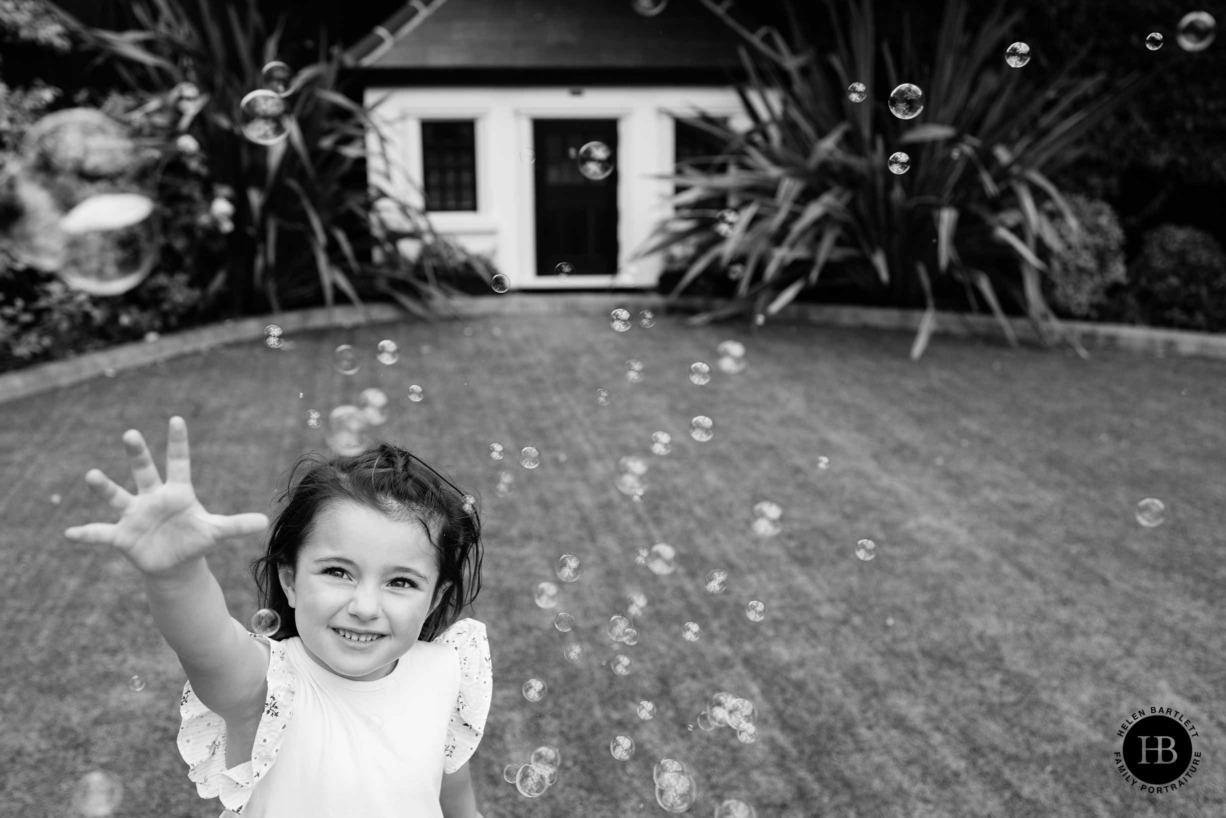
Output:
[{"xmin": 421, "ymin": 120, "xmax": 477, "ymax": 212}]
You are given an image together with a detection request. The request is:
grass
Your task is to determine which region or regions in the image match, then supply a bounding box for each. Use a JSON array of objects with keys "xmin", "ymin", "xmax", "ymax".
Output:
[{"xmin": 1, "ymin": 307, "xmax": 1224, "ymax": 818}]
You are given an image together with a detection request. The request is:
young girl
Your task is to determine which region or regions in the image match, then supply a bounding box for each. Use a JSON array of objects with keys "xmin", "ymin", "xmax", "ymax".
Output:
[{"xmin": 65, "ymin": 416, "xmax": 491, "ymax": 818}]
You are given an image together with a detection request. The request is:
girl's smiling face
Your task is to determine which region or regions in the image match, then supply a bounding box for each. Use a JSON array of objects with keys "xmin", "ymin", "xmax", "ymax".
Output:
[{"xmin": 278, "ymin": 500, "xmax": 445, "ymax": 681}]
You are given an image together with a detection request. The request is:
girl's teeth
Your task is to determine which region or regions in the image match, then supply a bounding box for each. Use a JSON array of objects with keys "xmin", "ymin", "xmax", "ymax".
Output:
[{"xmin": 337, "ymin": 629, "xmax": 381, "ymax": 642}]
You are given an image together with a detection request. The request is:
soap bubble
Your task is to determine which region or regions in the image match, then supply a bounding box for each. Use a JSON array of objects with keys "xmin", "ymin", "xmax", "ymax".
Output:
[
  {"xmin": 625, "ymin": 359, "xmax": 645, "ymax": 383},
  {"xmin": 261, "ymin": 60, "xmax": 294, "ymax": 96},
  {"xmin": 751, "ymin": 517, "xmax": 781, "ymax": 537},
  {"xmin": 715, "ymin": 208, "xmax": 739, "ymax": 237},
  {"xmin": 753, "ymin": 501, "xmax": 782, "ymax": 521},
  {"xmin": 562, "ymin": 642, "xmax": 585, "ymax": 664},
  {"xmin": 326, "ymin": 405, "xmax": 369, "ymax": 455},
  {"xmin": 1177, "ymin": 11, "xmax": 1216, "ymax": 51},
  {"xmin": 611, "ymin": 654, "xmax": 632, "ymax": 676},
  {"xmin": 634, "ymin": 546, "xmax": 650, "ymax": 567},
  {"xmin": 647, "ymin": 542, "xmax": 677, "ymax": 575},
  {"xmin": 887, "ymin": 83, "xmax": 924, "ymax": 119},
  {"xmin": 359, "ymin": 388, "xmax": 389, "ymax": 426},
  {"xmin": 704, "ymin": 569, "xmax": 728, "ymax": 594},
  {"xmin": 462, "ymin": 494, "xmax": 476, "ymax": 515},
  {"xmin": 817, "ymin": 455, "xmax": 830, "ymax": 470},
  {"xmin": 407, "ymin": 385, "xmax": 424, "ymax": 402},
  {"xmin": 847, "ymin": 81, "xmax": 867, "ymax": 103},
  {"xmin": 650, "ymin": 431, "xmax": 672, "ymax": 456},
  {"xmin": 855, "ymin": 538, "xmax": 877, "ymax": 561},
  {"xmin": 1135, "ymin": 498, "xmax": 1166, "ymax": 528},
  {"xmin": 745, "ymin": 600, "xmax": 766, "ymax": 622},
  {"xmin": 690, "ymin": 415, "xmax": 714, "ymax": 442},
  {"xmin": 72, "ymin": 770, "xmax": 124, "ymax": 817},
  {"xmin": 611, "ymin": 307, "xmax": 633, "ymax": 332},
  {"xmin": 715, "ymin": 799, "xmax": 758, "ymax": 818},
  {"xmin": 522, "ymin": 678, "xmax": 547, "ymax": 702},
  {"xmin": 596, "ymin": 388, "xmax": 611, "ymax": 406},
  {"xmin": 239, "ymin": 89, "xmax": 289, "ymax": 146},
  {"xmin": 577, "ymin": 140, "xmax": 614, "ymax": 180},
  {"xmin": 555, "ymin": 261, "xmax": 574, "ymax": 276},
  {"xmin": 376, "ymin": 340, "xmax": 399, "ymax": 365},
  {"xmin": 627, "ymin": 590, "xmax": 648, "ymax": 617},
  {"xmin": 532, "ymin": 744, "xmax": 561, "ymax": 769},
  {"xmin": 655, "ymin": 771, "xmax": 697, "ymax": 813},
  {"xmin": 639, "ymin": 310, "xmax": 655, "ymax": 328},
  {"xmin": 1145, "ymin": 32, "xmax": 1164, "ymax": 50},
  {"xmin": 615, "ymin": 472, "xmax": 647, "ymax": 500},
  {"xmin": 682, "ymin": 621, "xmax": 701, "ymax": 642},
  {"xmin": 490, "ymin": 443, "xmax": 505, "ymax": 461},
  {"xmin": 607, "ymin": 614, "xmax": 633, "ymax": 642},
  {"xmin": 515, "ymin": 764, "xmax": 551, "ymax": 797},
  {"xmin": 637, "ymin": 700, "xmax": 657, "ymax": 720},
  {"xmin": 632, "ymin": 0, "xmax": 668, "ymax": 17},
  {"xmin": 556, "ymin": 553, "xmax": 582, "ymax": 582},
  {"xmin": 610, "ymin": 735, "xmax": 636, "ymax": 760},
  {"xmin": 718, "ymin": 355, "xmax": 747, "ymax": 374},
  {"xmin": 654, "ymin": 758, "xmax": 686, "ymax": 783},
  {"xmin": 250, "ymin": 608, "xmax": 281, "ymax": 636},
  {"xmin": 888, "ymin": 151, "xmax": 911, "ymax": 174},
  {"xmin": 491, "ymin": 273, "xmax": 510, "ymax": 293},
  {"xmin": 1004, "ymin": 42, "xmax": 1031, "ymax": 67},
  {"xmin": 333, "ymin": 344, "xmax": 360, "ymax": 375},
  {"xmin": 520, "ymin": 446, "xmax": 541, "ymax": 469},
  {"xmin": 503, "ymin": 764, "xmax": 519, "ymax": 784},
  {"xmin": 717, "ymin": 339, "xmax": 746, "ymax": 358},
  {"xmin": 127, "ymin": 675, "xmax": 146, "ymax": 692},
  {"xmin": 534, "ymin": 581, "xmax": 559, "ymax": 609},
  {"xmin": 554, "ymin": 612, "xmax": 576, "ymax": 632},
  {"xmin": 736, "ymin": 724, "xmax": 759, "ymax": 744},
  {"xmin": 53, "ymin": 199, "xmax": 159, "ymax": 296},
  {"xmin": 690, "ymin": 362, "xmax": 711, "ymax": 385}
]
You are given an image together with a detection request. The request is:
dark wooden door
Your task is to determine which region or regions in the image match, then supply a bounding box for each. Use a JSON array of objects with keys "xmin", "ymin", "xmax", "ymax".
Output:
[{"xmin": 533, "ymin": 119, "xmax": 619, "ymax": 278}]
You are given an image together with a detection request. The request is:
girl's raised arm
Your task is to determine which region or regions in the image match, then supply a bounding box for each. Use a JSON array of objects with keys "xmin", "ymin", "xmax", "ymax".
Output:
[{"xmin": 65, "ymin": 416, "xmax": 270, "ymax": 721}]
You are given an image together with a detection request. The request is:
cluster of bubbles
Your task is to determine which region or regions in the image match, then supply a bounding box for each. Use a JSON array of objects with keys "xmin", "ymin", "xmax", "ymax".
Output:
[
  {"xmin": 1135, "ymin": 497, "xmax": 1166, "ymax": 528},
  {"xmin": 522, "ymin": 677, "xmax": 547, "ymax": 703},
  {"xmin": 71, "ymin": 770, "xmax": 124, "ymax": 817},
  {"xmin": 610, "ymin": 307, "xmax": 657, "ymax": 332},
  {"xmin": 697, "ymin": 691, "xmax": 759, "ymax": 744},
  {"xmin": 654, "ymin": 759, "xmax": 698, "ymax": 813},
  {"xmin": 751, "ymin": 500, "xmax": 782, "ymax": 537},
  {"xmin": 855, "ymin": 538, "xmax": 878, "ymax": 561},
  {"xmin": 503, "ymin": 744, "xmax": 561, "ymax": 798},
  {"xmin": 616, "ymin": 454, "xmax": 649, "ymax": 501},
  {"xmin": 716, "ymin": 339, "xmax": 747, "ymax": 374}
]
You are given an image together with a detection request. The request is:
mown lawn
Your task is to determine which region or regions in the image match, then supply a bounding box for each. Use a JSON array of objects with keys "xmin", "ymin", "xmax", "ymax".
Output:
[{"xmin": 1, "ymin": 306, "xmax": 1223, "ymax": 818}]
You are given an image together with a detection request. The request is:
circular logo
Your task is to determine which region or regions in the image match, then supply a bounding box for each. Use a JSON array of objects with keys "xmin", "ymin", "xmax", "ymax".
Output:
[{"xmin": 1114, "ymin": 708, "xmax": 1202, "ymax": 794}]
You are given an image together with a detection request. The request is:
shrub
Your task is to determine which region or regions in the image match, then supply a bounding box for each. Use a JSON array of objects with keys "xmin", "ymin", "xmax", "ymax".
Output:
[
  {"xmin": 1126, "ymin": 224, "xmax": 1226, "ymax": 333},
  {"xmin": 1043, "ymin": 194, "xmax": 1127, "ymax": 319}
]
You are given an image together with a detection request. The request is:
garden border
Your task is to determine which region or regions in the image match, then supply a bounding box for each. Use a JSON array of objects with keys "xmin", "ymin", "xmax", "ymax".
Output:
[{"xmin": 2, "ymin": 294, "xmax": 1223, "ymax": 406}]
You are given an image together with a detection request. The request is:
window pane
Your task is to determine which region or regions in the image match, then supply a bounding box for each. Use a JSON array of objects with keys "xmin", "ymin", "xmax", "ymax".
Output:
[{"xmin": 422, "ymin": 120, "xmax": 477, "ymax": 212}]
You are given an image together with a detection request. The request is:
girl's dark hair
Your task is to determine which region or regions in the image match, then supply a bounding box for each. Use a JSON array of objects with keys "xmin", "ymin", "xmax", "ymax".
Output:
[{"xmin": 250, "ymin": 443, "xmax": 483, "ymax": 643}]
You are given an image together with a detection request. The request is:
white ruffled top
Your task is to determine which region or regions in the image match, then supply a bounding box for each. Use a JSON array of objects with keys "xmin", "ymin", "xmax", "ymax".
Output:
[{"xmin": 176, "ymin": 618, "xmax": 492, "ymax": 818}]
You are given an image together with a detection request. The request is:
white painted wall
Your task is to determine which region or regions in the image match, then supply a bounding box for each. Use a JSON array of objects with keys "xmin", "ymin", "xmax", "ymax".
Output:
[{"xmin": 364, "ymin": 85, "xmax": 745, "ymax": 290}]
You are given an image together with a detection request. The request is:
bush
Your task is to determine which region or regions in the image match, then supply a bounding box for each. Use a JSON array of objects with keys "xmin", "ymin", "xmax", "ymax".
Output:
[
  {"xmin": 1043, "ymin": 194, "xmax": 1127, "ymax": 319},
  {"xmin": 1126, "ymin": 224, "xmax": 1226, "ymax": 333}
]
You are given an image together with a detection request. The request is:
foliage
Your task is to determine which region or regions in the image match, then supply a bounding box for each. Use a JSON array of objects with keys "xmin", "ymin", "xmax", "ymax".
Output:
[
  {"xmin": 0, "ymin": 0, "xmax": 70, "ymax": 50},
  {"xmin": 1125, "ymin": 224, "xmax": 1226, "ymax": 333},
  {"xmin": 50, "ymin": 0, "xmax": 481, "ymax": 320},
  {"xmin": 636, "ymin": 0, "xmax": 1142, "ymax": 357},
  {"xmin": 1043, "ymin": 194, "xmax": 1127, "ymax": 319}
]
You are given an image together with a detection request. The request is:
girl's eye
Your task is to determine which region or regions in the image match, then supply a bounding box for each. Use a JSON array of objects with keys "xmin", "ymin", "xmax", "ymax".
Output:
[
  {"xmin": 323, "ymin": 567, "xmax": 347, "ymax": 578},
  {"xmin": 391, "ymin": 578, "xmax": 419, "ymax": 590}
]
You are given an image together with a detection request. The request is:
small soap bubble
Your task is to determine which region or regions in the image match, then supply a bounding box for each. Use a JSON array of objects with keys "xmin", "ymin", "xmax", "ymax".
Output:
[
  {"xmin": 515, "ymin": 764, "xmax": 551, "ymax": 798},
  {"xmin": 563, "ymin": 642, "xmax": 585, "ymax": 664},
  {"xmin": 817, "ymin": 455, "xmax": 830, "ymax": 470},
  {"xmin": 888, "ymin": 151, "xmax": 911, "ymax": 174},
  {"xmin": 250, "ymin": 608, "xmax": 280, "ymax": 636},
  {"xmin": 554, "ymin": 611, "xmax": 576, "ymax": 632},
  {"xmin": 577, "ymin": 140, "xmax": 614, "ymax": 180},
  {"xmin": 716, "ymin": 800, "xmax": 758, "ymax": 818},
  {"xmin": 847, "ymin": 81, "xmax": 867, "ymax": 103},
  {"xmin": 532, "ymin": 744, "xmax": 561, "ymax": 769},
  {"xmin": 491, "ymin": 273, "xmax": 510, "ymax": 293},
  {"xmin": 639, "ymin": 309, "xmax": 655, "ymax": 328},
  {"xmin": 555, "ymin": 261, "xmax": 574, "ymax": 276},
  {"xmin": 326, "ymin": 405, "xmax": 369, "ymax": 456},
  {"xmin": 753, "ymin": 501, "xmax": 782, "ymax": 521},
  {"xmin": 376, "ymin": 339, "xmax": 399, "ymax": 365},
  {"xmin": 654, "ymin": 758, "xmax": 687, "ymax": 784},
  {"xmin": 556, "ymin": 554, "xmax": 582, "ymax": 582},
  {"xmin": 715, "ymin": 208, "xmax": 739, "ymax": 237},
  {"xmin": 611, "ymin": 654, "xmax": 632, "ymax": 676},
  {"xmin": 745, "ymin": 600, "xmax": 766, "ymax": 622},
  {"xmin": 625, "ymin": 359, "xmax": 645, "ymax": 383},
  {"xmin": 717, "ymin": 355, "xmax": 747, "ymax": 374},
  {"xmin": 615, "ymin": 472, "xmax": 647, "ymax": 499},
  {"xmin": 520, "ymin": 446, "xmax": 541, "ymax": 469},
  {"xmin": 717, "ymin": 339, "xmax": 746, "ymax": 358},
  {"xmin": 634, "ymin": 546, "xmax": 650, "ymax": 566},
  {"xmin": 736, "ymin": 724, "xmax": 759, "ymax": 744},
  {"xmin": 333, "ymin": 344, "xmax": 360, "ymax": 375},
  {"xmin": 239, "ymin": 89, "xmax": 289, "ymax": 146},
  {"xmin": 682, "ymin": 621, "xmax": 701, "ymax": 642},
  {"xmin": 647, "ymin": 542, "xmax": 677, "ymax": 575},
  {"xmin": 595, "ymin": 388, "xmax": 611, "ymax": 405},
  {"xmin": 522, "ymin": 678, "xmax": 547, "ymax": 702},
  {"xmin": 632, "ymin": 0, "xmax": 668, "ymax": 17},
  {"xmin": 622, "ymin": 627, "xmax": 639, "ymax": 645},
  {"xmin": 264, "ymin": 324, "xmax": 283, "ymax": 338},
  {"xmin": 610, "ymin": 735, "xmax": 636, "ymax": 760},
  {"xmin": 534, "ymin": 581, "xmax": 559, "ymax": 609},
  {"xmin": 490, "ymin": 443, "xmax": 505, "ymax": 460},
  {"xmin": 261, "ymin": 60, "xmax": 293, "ymax": 96},
  {"xmin": 127, "ymin": 674, "xmax": 146, "ymax": 692},
  {"xmin": 690, "ymin": 362, "xmax": 711, "ymax": 385},
  {"xmin": 704, "ymin": 569, "xmax": 728, "ymax": 594},
  {"xmin": 407, "ymin": 385, "xmax": 424, "ymax": 402},
  {"xmin": 637, "ymin": 700, "xmax": 657, "ymax": 720},
  {"xmin": 50, "ymin": 493, "xmax": 62, "ymax": 505},
  {"xmin": 697, "ymin": 709, "xmax": 715, "ymax": 731},
  {"xmin": 71, "ymin": 770, "xmax": 124, "ymax": 817},
  {"xmin": 690, "ymin": 415, "xmax": 714, "ymax": 442},
  {"xmin": 751, "ymin": 517, "xmax": 781, "ymax": 537},
  {"xmin": 1145, "ymin": 32, "xmax": 1164, "ymax": 50},
  {"xmin": 650, "ymin": 431, "xmax": 672, "ymax": 456},
  {"xmin": 855, "ymin": 538, "xmax": 877, "ymax": 561},
  {"xmin": 462, "ymin": 494, "xmax": 477, "ymax": 515},
  {"xmin": 887, "ymin": 83, "xmax": 924, "ymax": 119},
  {"xmin": 607, "ymin": 614, "xmax": 632, "ymax": 642},
  {"xmin": 1177, "ymin": 11, "xmax": 1216, "ymax": 51},
  {"xmin": 1004, "ymin": 42, "xmax": 1031, "ymax": 67},
  {"xmin": 655, "ymin": 772, "xmax": 697, "ymax": 813},
  {"xmin": 503, "ymin": 763, "xmax": 519, "ymax": 784},
  {"xmin": 1135, "ymin": 497, "xmax": 1166, "ymax": 528}
]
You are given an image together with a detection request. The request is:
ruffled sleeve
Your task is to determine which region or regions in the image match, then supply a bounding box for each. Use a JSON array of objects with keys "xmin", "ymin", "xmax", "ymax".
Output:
[
  {"xmin": 176, "ymin": 633, "xmax": 295, "ymax": 815},
  {"xmin": 437, "ymin": 618, "xmax": 492, "ymax": 774}
]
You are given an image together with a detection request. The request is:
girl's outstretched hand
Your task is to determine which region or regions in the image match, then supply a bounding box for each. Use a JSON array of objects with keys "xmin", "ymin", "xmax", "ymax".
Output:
[{"xmin": 64, "ymin": 416, "xmax": 268, "ymax": 578}]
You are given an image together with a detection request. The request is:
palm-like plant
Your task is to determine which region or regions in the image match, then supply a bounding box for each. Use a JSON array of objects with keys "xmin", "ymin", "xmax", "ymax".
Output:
[
  {"xmin": 50, "ymin": 0, "xmax": 487, "ymax": 318},
  {"xmin": 637, "ymin": 0, "xmax": 1144, "ymax": 357}
]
